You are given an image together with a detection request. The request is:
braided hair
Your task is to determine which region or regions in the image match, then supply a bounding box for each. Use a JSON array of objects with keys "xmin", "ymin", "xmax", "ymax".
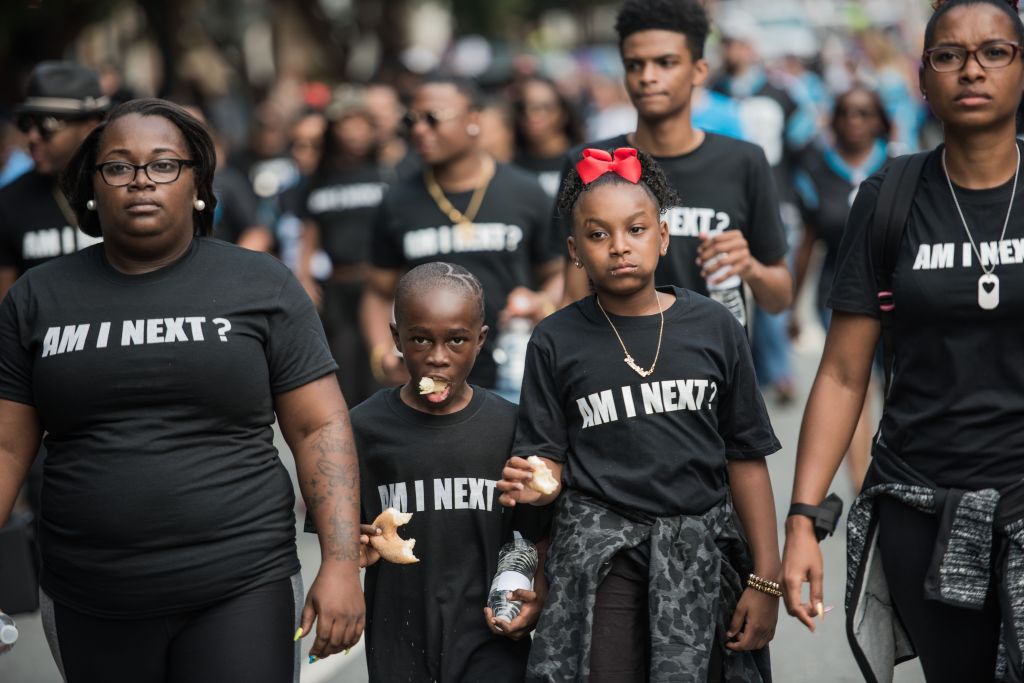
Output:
[
  {"xmin": 557, "ymin": 149, "xmax": 681, "ymax": 234},
  {"xmin": 394, "ymin": 262, "xmax": 486, "ymax": 326}
]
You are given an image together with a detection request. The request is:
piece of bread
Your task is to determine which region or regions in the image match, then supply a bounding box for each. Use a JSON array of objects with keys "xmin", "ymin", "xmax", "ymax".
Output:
[
  {"xmin": 418, "ymin": 377, "xmax": 449, "ymax": 395},
  {"xmin": 368, "ymin": 508, "xmax": 419, "ymax": 564},
  {"xmin": 526, "ymin": 456, "xmax": 559, "ymax": 495}
]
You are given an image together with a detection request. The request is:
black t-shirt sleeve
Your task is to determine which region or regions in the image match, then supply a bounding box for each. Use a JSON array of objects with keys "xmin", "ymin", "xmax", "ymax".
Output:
[
  {"xmin": 523, "ymin": 176, "xmax": 565, "ymax": 265},
  {"xmin": 743, "ymin": 147, "xmax": 789, "ymax": 265},
  {"xmin": 718, "ymin": 318, "xmax": 781, "ymax": 460},
  {"xmin": 512, "ymin": 336, "xmax": 569, "ymax": 463},
  {"xmin": 826, "ymin": 174, "xmax": 884, "ymax": 317},
  {"xmin": 368, "ymin": 199, "xmax": 405, "ymax": 270},
  {"xmin": 0, "ymin": 199, "xmax": 15, "ymax": 269},
  {"xmin": 0, "ymin": 287, "xmax": 32, "ymax": 405},
  {"xmin": 267, "ymin": 267, "xmax": 338, "ymax": 393}
]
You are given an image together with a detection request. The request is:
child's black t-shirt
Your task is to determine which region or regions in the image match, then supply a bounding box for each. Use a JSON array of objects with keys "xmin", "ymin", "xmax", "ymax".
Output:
[
  {"xmin": 829, "ymin": 145, "xmax": 1024, "ymax": 491},
  {"xmin": 299, "ymin": 165, "xmax": 390, "ymax": 266},
  {"xmin": 0, "ymin": 238, "xmax": 336, "ymax": 617},
  {"xmin": 514, "ymin": 286, "xmax": 780, "ymax": 517},
  {"xmin": 370, "ymin": 164, "xmax": 564, "ymax": 388},
  {"xmin": 352, "ymin": 386, "xmax": 545, "ymax": 682}
]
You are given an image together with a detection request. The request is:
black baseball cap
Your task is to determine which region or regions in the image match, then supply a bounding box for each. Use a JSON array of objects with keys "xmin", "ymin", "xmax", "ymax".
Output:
[{"xmin": 14, "ymin": 61, "xmax": 110, "ymax": 117}]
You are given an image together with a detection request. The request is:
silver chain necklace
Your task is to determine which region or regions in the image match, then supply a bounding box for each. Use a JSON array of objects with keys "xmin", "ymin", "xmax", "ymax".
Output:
[{"xmin": 941, "ymin": 143, "xmax": 1020, "ymax": 310}]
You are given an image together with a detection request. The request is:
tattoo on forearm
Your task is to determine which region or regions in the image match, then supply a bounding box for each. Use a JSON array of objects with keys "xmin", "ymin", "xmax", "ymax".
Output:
[{"xmin": 304, "ymin": 416, "xmax": 360, "ymax": 562}]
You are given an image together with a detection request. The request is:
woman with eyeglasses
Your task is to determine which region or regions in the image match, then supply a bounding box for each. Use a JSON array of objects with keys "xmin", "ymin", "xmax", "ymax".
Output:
[
  {"xmin": 0, "ymin": 99, "xmax": 364, "ymax": 682},
  {"xmin": 361, "ymin": 76, "xmax": 564, "ymax": 391},
  {"xmin": 782, "ymin": 1, "xmax": 1024, "ymax": 680},
  {"xmin": 512, "ymin": 76, "xmax": 584, "ymax": 198},
  {"xmin": 789, "ymin": 86, "xmax": 892, "ymax": 493},
  {"xmin": 297, "ymin": 104, "xmax": 391, "ymax": 407}
]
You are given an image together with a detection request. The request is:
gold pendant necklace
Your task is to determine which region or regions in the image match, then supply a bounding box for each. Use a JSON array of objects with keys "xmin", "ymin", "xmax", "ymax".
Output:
[
  {"xmin": 424, "ymin": 156, "xmax": 495, "ymax": 241},
  {"xmin": 595, "ymin": 291, "xmax": 665, "ymax": 378}
]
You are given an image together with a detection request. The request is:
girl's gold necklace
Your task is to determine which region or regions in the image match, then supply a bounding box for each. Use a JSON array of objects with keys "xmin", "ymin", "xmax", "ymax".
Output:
[{"xmin": 595, "ymin": 290, "xmax": 664, "ymax": 378}]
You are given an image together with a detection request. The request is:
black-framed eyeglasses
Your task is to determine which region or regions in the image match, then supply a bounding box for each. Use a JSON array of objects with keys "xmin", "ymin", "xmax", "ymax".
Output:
[
  {"xmin": 94, "ymin": 159, "xmax": 196, "ymax": 187},
  {"xmin": 15, "ymin": 114, "xmax": 69, "ymax": 140},
  {"xmin": 401, "ymin": 108, "xmax": 460, "ymax": 130},
  {"xmin": 923, "ymin": 41, "xmax": 1023, "ymax": 72}
]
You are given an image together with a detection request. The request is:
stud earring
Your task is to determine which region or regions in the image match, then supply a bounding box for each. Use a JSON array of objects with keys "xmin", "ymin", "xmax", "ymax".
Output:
[
  {"xmin": 194, "ymin": 199, "xmax": 206, "ymax": 211},
  {"xmin": 467, "ymin": 123, "xmax": 481, "ymax": 136},
  {"xmin": 86, "ymin": 199, "xmax": 97, "ymax": 211},
  {"xmin": 574, "ymin": 259, "xmax": 583, "ymax": 269}
]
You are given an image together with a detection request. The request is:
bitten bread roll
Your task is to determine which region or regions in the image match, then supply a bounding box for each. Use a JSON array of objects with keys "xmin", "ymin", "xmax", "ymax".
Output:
[
  {"xmin": 418, "ymin": 377, "xmax": 449, "ymax": 395},
  {"xmin": 526, "ymin": 456, "xmax": 559, "ymax": 495},
  {"xmin": 368, "ymin": 508, "xmax": 419, "ymax": 564}
]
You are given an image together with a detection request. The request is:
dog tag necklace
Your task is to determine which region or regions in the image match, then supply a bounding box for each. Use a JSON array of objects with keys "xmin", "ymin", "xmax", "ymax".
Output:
[{"xmin": 942, "ymin": 144, "xmax": 1019, "ymax": 311}]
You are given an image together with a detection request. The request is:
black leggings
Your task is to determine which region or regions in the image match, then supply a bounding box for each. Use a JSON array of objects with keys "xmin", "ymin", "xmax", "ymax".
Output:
[
  {"xmin": 42, "ymin": 575, "xmax": 301, "ymax": 683},
  {"xmin": 877, "ymin": 497, "xmax": 1002, "ymax": 682},
  {"xmin": 588, "ymin": 551, "xmax": 723, "ymax": 683}
]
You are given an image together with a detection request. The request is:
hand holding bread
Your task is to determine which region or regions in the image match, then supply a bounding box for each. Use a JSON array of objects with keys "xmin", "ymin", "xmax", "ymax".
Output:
[{"xmin": 496, "ymin": 456, "xmax": 562, "ymax": 507}]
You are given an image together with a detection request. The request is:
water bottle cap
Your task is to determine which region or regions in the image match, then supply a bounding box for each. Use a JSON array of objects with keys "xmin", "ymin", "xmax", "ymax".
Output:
[{"xmin": 0, "ymin": 624, "xmax": 17, "ymax": 644}]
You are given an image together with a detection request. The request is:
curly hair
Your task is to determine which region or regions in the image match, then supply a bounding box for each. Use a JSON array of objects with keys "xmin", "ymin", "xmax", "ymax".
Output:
[
  {"xmin": 61, "ymin": 98, "xmax": 217, "ymax": 238},
  {"xmin": 395, "ymin": 262, "xmax": 486, "ymax": 327},
  {"xmin": 925, "ymin": 0, "xmax": 1024, "ymax": 48},
  {"xmin": 557, "ymin": 149, "xmax": 681, "ymax": 233},
  {"xmin": 614, "ymin": 0, "xmax": 710, "ymax": 59}
]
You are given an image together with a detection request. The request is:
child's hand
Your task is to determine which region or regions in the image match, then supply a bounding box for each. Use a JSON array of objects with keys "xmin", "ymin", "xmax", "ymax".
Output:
[
  {"xmin": 725, "ymin": 587, "xmax": 779, "ymax": 652},
  {"xmin": 359, "ymin": 524, "xmax": 382, "ymax": 568},
  {"xmin": 483, "ymin": 588, "xmax": 545, "ymax": 640},
  {"xmin": 496, "ymin": 456, "xmax": 561, "ymax": 507}
]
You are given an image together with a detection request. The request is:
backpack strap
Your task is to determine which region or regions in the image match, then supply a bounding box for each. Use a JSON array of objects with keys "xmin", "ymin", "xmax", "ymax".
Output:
[{"xmin": 870, "ymin": 151, "xmax": 928, "ymax": 395}]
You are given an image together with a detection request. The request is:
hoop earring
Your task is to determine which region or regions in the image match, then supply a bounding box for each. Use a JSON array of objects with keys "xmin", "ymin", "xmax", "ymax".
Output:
[
  {"xmin": 86, "ymin": 199, "xmax": 97, "ymax": 211},
  {"xmin": 194, "ymin": 199, "xmax": 206, "ymax": 211}
]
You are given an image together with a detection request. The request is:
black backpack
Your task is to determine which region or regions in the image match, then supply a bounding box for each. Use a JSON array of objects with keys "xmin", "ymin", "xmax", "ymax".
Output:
[{"xmin": 870, "ymin": 151, "xmax": 929, "ymax": 394}]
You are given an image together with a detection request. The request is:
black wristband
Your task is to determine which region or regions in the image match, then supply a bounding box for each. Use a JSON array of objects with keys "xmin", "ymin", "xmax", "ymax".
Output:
[{"xmin": 787, "ymin": 493, "xmax": 844, "ymax": 542}]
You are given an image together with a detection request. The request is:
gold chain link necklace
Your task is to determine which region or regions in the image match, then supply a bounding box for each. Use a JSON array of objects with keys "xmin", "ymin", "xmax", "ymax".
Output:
[
  {"xmin": 423, "ymin": 156, "xmax": 495, "ymax": 240},
  {"xmin": 595, "ymin": 291, "xmax": 665, "ymax": 378}
]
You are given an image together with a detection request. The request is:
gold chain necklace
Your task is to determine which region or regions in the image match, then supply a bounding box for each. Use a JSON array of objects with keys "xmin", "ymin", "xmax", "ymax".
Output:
[
  {"xmin": 595, "ymin": 291, "xmax": 665, "ymax": 378},
  {"xmin": 424, "ymin": 156, "xmax": 495, "ymax": 239}
]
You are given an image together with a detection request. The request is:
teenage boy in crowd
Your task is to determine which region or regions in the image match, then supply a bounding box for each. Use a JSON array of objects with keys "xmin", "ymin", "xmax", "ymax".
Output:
[{"xmin": 560, "ymin": 0, "xmax": 792, "ymax": 331}]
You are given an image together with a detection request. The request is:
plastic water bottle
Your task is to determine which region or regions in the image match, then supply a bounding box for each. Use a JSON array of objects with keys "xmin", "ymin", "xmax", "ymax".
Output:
[
  {"xmin": 487, "ymin": 536, "xmax": 538, "ymax": 622},
  {"xmin": 706, "ymin": 258, "xmax": 747, "ymax": 327},
  {"xmin": 0, "ymin": 612, "xmax": 18, "ymax": 656},
  {"xmin": 492, "ymin": 317, "xmax": 532, "ymax": 402}
]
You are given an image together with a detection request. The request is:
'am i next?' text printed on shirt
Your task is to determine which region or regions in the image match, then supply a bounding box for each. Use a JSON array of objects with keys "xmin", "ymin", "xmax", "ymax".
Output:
[
  {"xmin": 576, "ymin": 378, "xmax": 719, "ymax": 429},
  {"xmin": 39, "ymin": 316, "xmax": 233, "ymax": 358}
]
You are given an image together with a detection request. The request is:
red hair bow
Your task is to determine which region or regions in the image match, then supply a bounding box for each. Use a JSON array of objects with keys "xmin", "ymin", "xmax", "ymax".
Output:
[{"xmin": 576, "ymin": 147, "xmax": 643, "ymax": 185}]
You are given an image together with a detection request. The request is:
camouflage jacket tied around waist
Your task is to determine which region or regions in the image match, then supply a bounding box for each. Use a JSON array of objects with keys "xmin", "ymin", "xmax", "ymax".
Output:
[
  {"xmin": 846, "ymin": 447, "xmax": 1024, "ymax": 683},
  {"xmin": 527, "ymin": 488, "xmax": 771, "ymax": 683}
]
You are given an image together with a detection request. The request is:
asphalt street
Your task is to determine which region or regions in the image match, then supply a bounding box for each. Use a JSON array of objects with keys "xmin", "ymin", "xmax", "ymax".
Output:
[{"xmin": 0, "ymin": 305, "xmax": 926, "ymax": 683}]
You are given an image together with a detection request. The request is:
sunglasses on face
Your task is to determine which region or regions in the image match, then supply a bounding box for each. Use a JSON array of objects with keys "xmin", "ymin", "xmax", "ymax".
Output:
[
  {"xmin": 923, "ymin": 41, "xmax": 1023, "ymax": 73},
  {"xmin": 401, "ymin": 108, "xmax": 460, "ymax": 130},
  {"xmin": 15, "ymin": 114, "xmax": 69, "ymax": 140}
]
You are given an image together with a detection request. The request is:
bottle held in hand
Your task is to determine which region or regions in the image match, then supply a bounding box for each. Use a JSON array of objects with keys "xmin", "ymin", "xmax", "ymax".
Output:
[
  {"xmin": 705, "ymin": 255, "xmax": 746, "ymax": 327},
  {"xmin": 0, "ymin": 612, "xmax": 18, "ymax": 656},
  {"xmin": 487, "ymin": 537, "xmax": 539, "ymax": 622}
]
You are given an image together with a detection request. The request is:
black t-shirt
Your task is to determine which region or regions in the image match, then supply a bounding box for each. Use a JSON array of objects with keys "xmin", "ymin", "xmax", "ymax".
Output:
[
  {"xmin": 514, "ymin": 286, "xmax": 780, "ymax": 516},
  {"xmin": 513, "ymin": 152, "xmax": 563, "ymax": 199},
  {"xmin": 829, "ymin": 144, "xmax": 1024, "ymax": 490},
  {"xmin": 212, "ymin": 166, "xmax": 262, "ymax": 244},
  {"xmin": 557, "ymin": 134, "xmax": 788, "ymax": 300},
  {"xmin": 370, "ymin": 164, "xmax": 563, "ymax": 388},
  {"xmin": 0, "ymin": 238, "xmax": 336, "ymax": 618},
  {"xmin": 794, "ymin": 142, "xmax": 889, "ymax": 308},
  {"xmin": 0, "ymin": 171, "xmax": 102, "ymax": 274},
  {"xmin": 353, "ymin": 387, "xmax": 541, "ymax": 682},
  {"xmin": 300, "ymin": 166, "xmax": 389, "ymax": 266}
]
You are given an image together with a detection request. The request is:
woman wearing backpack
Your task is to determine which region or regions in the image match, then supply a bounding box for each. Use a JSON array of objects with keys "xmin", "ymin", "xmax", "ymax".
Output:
[{"xmin": 782, "ymin": 1, "xmax": 1024, "ymax": 681}]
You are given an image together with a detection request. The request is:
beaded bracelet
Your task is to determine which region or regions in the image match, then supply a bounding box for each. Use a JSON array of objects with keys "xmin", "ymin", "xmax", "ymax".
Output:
[{"xmin": 746, "ymin": 573, "xmax": 783, "ymax": 598}]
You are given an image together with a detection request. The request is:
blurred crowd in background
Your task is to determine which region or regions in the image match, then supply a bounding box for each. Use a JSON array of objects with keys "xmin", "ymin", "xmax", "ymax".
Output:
[{"xmin": 1, "ymin": 0, "xmax": 940, "ymax": 408}]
